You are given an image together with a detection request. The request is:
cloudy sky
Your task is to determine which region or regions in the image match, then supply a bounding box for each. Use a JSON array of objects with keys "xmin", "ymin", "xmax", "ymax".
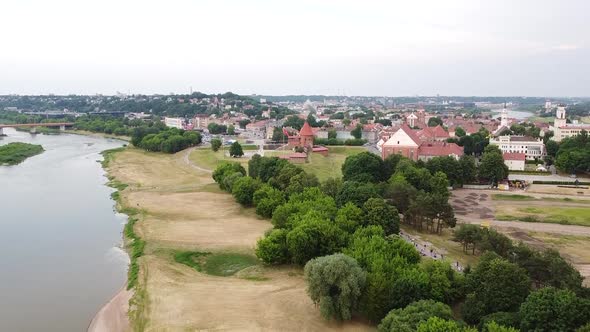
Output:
[{"xmin": 1, "ymin": 0, "xmax": 589, "ymax": 96}]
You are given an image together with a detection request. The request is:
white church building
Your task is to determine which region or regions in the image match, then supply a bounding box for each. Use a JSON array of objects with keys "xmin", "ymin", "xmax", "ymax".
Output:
[{"xmin": 550, "ymin": 105, "xmax": 590, "ymax": 142}]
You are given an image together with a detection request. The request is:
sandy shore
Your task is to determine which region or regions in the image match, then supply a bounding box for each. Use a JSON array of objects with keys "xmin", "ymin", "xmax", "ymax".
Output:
[{"xmin": 87, "ymin": 286, "xmax": 132, "ymax": 332}]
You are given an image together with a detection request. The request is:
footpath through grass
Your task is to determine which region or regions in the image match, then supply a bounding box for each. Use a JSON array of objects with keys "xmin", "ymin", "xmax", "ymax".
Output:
[{"xmin": 0, "ymin": 142, "xmax": 44, "ymax": 165}]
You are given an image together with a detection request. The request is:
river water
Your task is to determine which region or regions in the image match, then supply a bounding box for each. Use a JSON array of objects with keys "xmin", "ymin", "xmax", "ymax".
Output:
[{"xmin": 0, "ymin": 128, "xmax": 128, "ymax": 331}]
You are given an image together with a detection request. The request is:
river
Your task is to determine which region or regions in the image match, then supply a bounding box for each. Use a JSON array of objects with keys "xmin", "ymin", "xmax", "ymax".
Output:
[{"xmin": 0, "ymin": 128, "xmax": 128, "ymax": 331}]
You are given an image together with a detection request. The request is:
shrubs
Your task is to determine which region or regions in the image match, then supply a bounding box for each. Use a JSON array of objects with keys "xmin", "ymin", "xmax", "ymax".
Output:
[
  {"xmin": 304, "ymin": 254, "xmax": 366, "ymax": 320},
  {"xmin": 255, "ymin": 229, "xmax": 290, "ymax": 265},
  {"xmin": 231, "ymin": 176, "xmax": 261, "ymax": 206},
  {"xmin": 378, "ymin": 300, "xmax": 454, "ymax": 332}
]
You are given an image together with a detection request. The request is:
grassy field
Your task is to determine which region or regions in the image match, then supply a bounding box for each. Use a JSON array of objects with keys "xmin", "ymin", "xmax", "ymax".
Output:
[
  {"xmin": 492, "ymin": 193, "xmax": 590, "ymax": 204},
  {"xmin": 497, "ymin": 205, "xmax": 590, "ymax": 226},
  {"xmin": 528, "ymin": 116, "xmax": 555, "ymax": 123},
  {"xmin": 191, "ymin": 145, "xmax": 366, "ymax": 181},
  {"xmin": 0, "ymin": 142, "xmax": 44, "ymax": 165},
  {"xmin": 105, "ymin": 147, "xmax": 372, "ymax": 331},
  {"xmin": 266, "ymin": 146, "xmax": 366, "ymax": 181},
  {"xmin": 190, "ymin": 147, "xmax": 250, "ymax": 170}
]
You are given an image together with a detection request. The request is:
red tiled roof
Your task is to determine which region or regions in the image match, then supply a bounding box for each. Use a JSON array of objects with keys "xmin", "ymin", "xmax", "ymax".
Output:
[
  {"xmin": 299, "ymin": 121, "xmax": 314, "ymax": 136},
  {"xmin": 400, "ymin": 124, "xmax": 422, "ymax": 145},
  {"xmin": 503, "ymin": 153, "xmax": 526, "ymax": 161},
  {"xmin": 418, "ymin": 142, "xmax": 464, "ymax": 157}
]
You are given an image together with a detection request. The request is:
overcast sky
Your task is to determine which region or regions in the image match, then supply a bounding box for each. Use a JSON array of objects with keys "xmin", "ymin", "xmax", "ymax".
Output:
[{"xmin": 1, "ymin": 0, "xmax": 589, "ymax": 96}]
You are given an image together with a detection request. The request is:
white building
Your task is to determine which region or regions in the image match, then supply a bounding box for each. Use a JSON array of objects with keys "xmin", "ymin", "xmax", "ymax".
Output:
[
  {"xmin": 503, "ymin": 153, "xmax": 526, "ymax": 171},
  {"xmin": 164, "ymin": 117, "xmax": 184, "ymax": 129},
  {"xmin": 489, "ymin": 135, "xmax": 545, "ymax": 160},
  {"xmin": 551, "ymin": 105, "xmax": 590, "ymax": 142}
]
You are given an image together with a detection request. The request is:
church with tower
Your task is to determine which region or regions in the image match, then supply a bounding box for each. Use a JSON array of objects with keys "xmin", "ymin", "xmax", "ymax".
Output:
[{"xmin": 551, "ymin": 105, "xmax": 590, "ymax": 142}]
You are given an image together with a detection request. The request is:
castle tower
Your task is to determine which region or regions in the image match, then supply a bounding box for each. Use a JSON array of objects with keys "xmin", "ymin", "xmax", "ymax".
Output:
[
  {"xmin": 298, "ymin": 121, "xmax": 315, "ymax": 150},
  {"xmin": 554, "ymin": 105, "xmax": 567, "ymax": 128}
]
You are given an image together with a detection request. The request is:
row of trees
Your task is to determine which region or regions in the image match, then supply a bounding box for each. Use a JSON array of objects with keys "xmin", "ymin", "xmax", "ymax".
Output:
[
  {"xmin": 554, "ymin": 130, "xmax": 590, "ymax": 174},
  {"xmin": 134, "ymin": 127, "xmax": 202, "ymax": 153}
]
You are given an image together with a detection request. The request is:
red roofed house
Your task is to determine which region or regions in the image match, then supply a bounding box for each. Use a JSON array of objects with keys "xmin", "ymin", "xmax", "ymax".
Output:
[
  {"xmin": 382, "ymin": 124, "xmax": 464, "ymax": 161},
  {"xmin": 416, "ymin": 125, "xmax": 450, "ymax": 141},
  {"xmin": 503, "ymin": 153, "xmax": 526, "ymax": 171}
]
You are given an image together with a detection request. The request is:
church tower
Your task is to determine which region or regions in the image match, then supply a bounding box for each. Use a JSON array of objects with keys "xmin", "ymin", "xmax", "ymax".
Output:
[
  {"xmin": 500, "ymin": 104, "xmax": 509, "ymax": 128},
  {"xmin": 554, "ymin": 105, "xmax": 567, "ymax": 128}
]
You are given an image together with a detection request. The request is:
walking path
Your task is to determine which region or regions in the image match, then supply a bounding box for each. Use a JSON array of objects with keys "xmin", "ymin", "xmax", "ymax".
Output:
[
  {"xmin": 182, "ymin": 147, "xmax": 213, "ymax": 173},
  {"xmin": 399, "ymin": 231, "xmax": 464, "ymax": 272}
]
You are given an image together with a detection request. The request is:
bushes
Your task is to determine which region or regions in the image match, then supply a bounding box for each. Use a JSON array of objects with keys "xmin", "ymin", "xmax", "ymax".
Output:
[
  {"xmin": 212, "ymin": 162, "xmax": 247, "ymax": 191},
  {"xmin": 231, "ymin": 176, "xmax": 261, "ymax": 206},
  {"xmin": 255, "ymin": 229, "xmax": 290, "ymax": 264},
  {"xmin": 378, "ymin": 300, "xmax": 454, "ymax": 332}
]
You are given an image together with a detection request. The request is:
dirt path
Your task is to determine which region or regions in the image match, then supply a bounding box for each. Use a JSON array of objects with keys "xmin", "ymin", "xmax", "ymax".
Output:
[{"xmin": 182, "ymin": 147, "xmax": 213, "ymax": 173}]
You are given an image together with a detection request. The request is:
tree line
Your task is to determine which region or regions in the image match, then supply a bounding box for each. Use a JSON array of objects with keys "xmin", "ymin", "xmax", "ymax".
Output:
[{"xmin": 211, "ymin": 151, "xmax": 589, "ymax": 331}]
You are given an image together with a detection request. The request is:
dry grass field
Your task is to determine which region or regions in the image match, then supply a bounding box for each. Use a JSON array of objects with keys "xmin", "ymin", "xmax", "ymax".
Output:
[{"xmin": 107, "ymin": 147, "xmax": 374, "ymax": 331}]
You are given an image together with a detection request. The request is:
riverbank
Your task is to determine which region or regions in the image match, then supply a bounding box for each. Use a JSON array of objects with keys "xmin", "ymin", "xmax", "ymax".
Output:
[
  {"xmin": 102, "ymin": 147, "xmax": 373, "ymax": 331},
  {"xmin": 87, "ymin": 287, "xmax": 132, "ymax": 332}
]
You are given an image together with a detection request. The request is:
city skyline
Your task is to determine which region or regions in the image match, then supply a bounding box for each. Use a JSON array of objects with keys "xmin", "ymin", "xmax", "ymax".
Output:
[{"xmin": 1, "ymin": 0, "xmax": 589, "ymax": 96}]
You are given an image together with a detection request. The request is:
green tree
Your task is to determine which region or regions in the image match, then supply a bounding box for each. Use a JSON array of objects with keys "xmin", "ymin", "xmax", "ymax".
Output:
[
  {"xmin": 212, "ymin": 162, "xmax": 246, "ymax": 190},
  {"xmin": 463, "ymin": 253, "xmax": 531, "ymax": 324},
  {"xmin": 255, "ymin": 229, "xmax": 290, "ymax": 264},
  {"xmin": 417, "ymin": 317, "xmax": 475, "ymax": 332},
  {"xmin": 284, "ymin": 115, "xmax": 305, "ymax": 130},
  {"xmin": 351, "ymin": 124, "xmax": 363, "ymax": 139},
  {"xmin": 427, "ymin": 117, "xmax": 443, "ymax": 127},
  {"xmin": 229, "ymin": 141, "xmax": 244, "ymax": 157},
  {"xmin": 384, "ymin": 174, "xmax": 417, "ymax": 214},
  {"xmin": 253, "ymin": 184, "xmax": 285, "ymax": 218},
  {"xmin": 478, "ymin": 145, "xmax": 509, "ymax": 184},
  {"xmin": 321, "ymin": 177, "xmax": 343, "ymax": 199},
  {"xmin": 341, "ymin": 152, "xmax": 385, "ymax": 183},
  {"xmin": 328, "ymin": 128, "xmax": 337, "ymax": 139},
  {"xmin": 378, "ymin": 300, "xmax": 454, "ymax": 332},
  {"xmin": 363, "ymin": 198, "xmax": 400, "ymax": 235},
  {"xmin": 304, "ymin": 254, "xmax": 366, "ymax": 321},
  {"xmin": 231, "ymin": 176, "xmax": 261, "ymax": 206},
  {"xmin": 482, "ymin": 321, "xmax": 519, "ymax": 332},
  {"xmin": 211, "ymin": 138, "xmax": 222, "ymax": 152},
  {"xmin": 335, "ymin": 202, "xmax": 365, "ymax": 233},
  {"xmin": 336, "ymin": 181, "xmax": 380, "ymax": 207},
  {"xmin": 546, "ymin": 140, "xmax": 559, "ymax": 157},
  {"xmin": 286, "ymin": 215, "xmax": 347, "ymax": 265},
  {"xmin": 227, "ymin": 124, "xmax": 235, "ymax": 135},
  {"xmin": 455, "ymin": 127, "xmax": 466, "ymax": 137},
  {"xmin": 519, "ymin": 287, "xmax": 590, "ymax": 332}
]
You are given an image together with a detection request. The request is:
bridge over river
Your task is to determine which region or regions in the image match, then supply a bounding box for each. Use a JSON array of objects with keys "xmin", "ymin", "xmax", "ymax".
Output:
[{"xmin": 0, "ymin": 122, "xmax": 74, "ymax": 135}]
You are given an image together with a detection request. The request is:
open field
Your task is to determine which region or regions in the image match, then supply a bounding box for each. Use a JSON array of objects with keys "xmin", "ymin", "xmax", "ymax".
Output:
[
  {"xmin": 190, "ymin": 145, "xmax": 366, "ymax": 181},
  {"xmin": 107, "ymin": 147, "xmax": 373, "ymax": 331},
  {"xmin": 451, "ymin": 188, "xmax": 590, "ymax": 282},
  {"xmin": 496, "ymin": 205, "xmax": 590, "ymax": 226}
]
